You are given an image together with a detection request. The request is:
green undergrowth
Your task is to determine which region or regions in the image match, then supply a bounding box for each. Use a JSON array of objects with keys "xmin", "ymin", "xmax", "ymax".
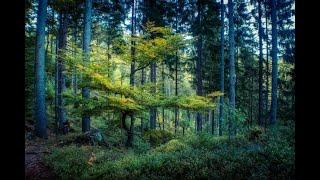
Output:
[{"xmin": 44, "ymin": 124, "xmax": 294, "ymax": 179}]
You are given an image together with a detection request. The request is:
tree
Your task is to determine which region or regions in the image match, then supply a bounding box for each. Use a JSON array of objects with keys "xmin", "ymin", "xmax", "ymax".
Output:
[
  {"xmin": 56, "ymin": 11, "xmax": 69, "ymax": 134},
  {"xmin": 219, "ymin": 0, "xmax": 225, "ymax": 136},
  {"xmin": 264, "ymin": 0, "xmax": 270, "ymax": 125},
  {"xmin": 141, "ymin": 0, "xmax": 166, "ymax": 130},
  {"xmin": 195, "ymin": 0, "xmax": 204, "ymax": 132},
  {"xmin": 35, "ymin": 0, "xmax": 48, "ymax": 138},
  {"xmin": 127, "ymin": 0, "xmax": 136, "ymax": 147},
  {"xmin": 257, "ymin": 0, "xmax": 264, "ymax": 126},
  {"xmin": 82, "ymin": 0, "xmax": 93, "ymax": 132},
  {"xmin": 228, "ymin": 0, "xmax": 236, "ymax": 137},
  {"xmin": 270, "ymin": 0, "xmax": 278, "ymax": 125}
]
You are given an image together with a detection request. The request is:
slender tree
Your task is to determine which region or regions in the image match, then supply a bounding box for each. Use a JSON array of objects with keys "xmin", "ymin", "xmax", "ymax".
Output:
[
  {"xmin": 219, "ymin": 0, "xmax": 225, "ymax": 136},
  {"xmin": 127, "ymin": 0, "xmax": 136, "ymax": 147},
  {"xmin": 35, "ymin": 0, "xmax": 48, "ymax": 138},
  {"xmin": 264, "ymin": 1, "xmax": 270, "ymax": 126},
  {"xmin": 150, "ymin": 61, "xmax": 157, "ymax": 129},
  {"xmin": 82, "ymin": 0, "xmax": 93, "ymax": 132},
  {"xmin": 270, "ymin": 0, "xmax": 278, "ymax": 125},
  {"xmin": 57, "ymin": 12, "xmax": 68, "ymax": 134},
  {"xmin": 195, "ymin": 0, "xmax": 204, "ymax": 132},
  {"xmin": 174, "ymin": 0, "xmax": 180, "ymax": 134},
  {"xmin": 228, "ymin": 0, "xmax": 236, "ymax": 136},
  {"xmin": 257, "ymin": 0, "xmax": 264, "ymax": 126}
]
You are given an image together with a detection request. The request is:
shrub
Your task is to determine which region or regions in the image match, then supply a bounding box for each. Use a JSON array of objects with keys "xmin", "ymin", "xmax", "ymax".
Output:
[
  {"xmin": 143, "ymin": 129, "xmax": 174, "ymax": 146},
  {"xmin": 133, "ymin": 136, "xmax": 151, "ymax": 154},
  {"xmin": 153, "ymin": 139, "xmax": 188, "ymax": 153},
  {"xmin": 246, "ymin": 126, "xmax": 264, "ymax": 141},
  {"xmin": 44, "ymin": 145, "xmax": 91, "ymax": 179},
  {"xmin": 46, "ymin": 125, "xmax": 294, "ymax": 179}
]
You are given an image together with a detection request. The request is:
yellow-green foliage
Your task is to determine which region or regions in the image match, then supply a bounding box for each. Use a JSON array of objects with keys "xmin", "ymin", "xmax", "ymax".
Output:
[
  {"xmin": 77, "ymin": 64, "xmax": 217, "ymax": 113},
  {"xmin": 107, "ymin": 96, "xmax": 143, "ymax": 112},
  {"xmin": 134, "ymin": 22, "xmax": 184, "ymax": 64},
  {"xmin": 63, "ymin": 24, "xmax": 218, "ymax": 117},
  {"xmin": 161, "ymin": 95, "xmax": 216, "ymax": 111},
  {"xmin": 153, "ymin": 139, "xmax": 188, "ymax": 153}
]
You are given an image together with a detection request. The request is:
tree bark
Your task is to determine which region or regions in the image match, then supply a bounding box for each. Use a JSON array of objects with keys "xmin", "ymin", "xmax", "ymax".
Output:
[
  {"xmin": 82, "ymin": 0, "xmax": 93, "ymax": 132},
  {"xmin": 150, "ymin": 61, "xmax": 157, "ymax": 129},
  {"xmin": 228, "ymin": 0, "xmax": 236, "ymax": 137},
  {"xmin": 127, "ymin": 0, "xmax": 136, "ymax": 147},
  {"xmin": 219, "ymin": 0, "xmax": 225, "ymax": 136},
  {"xmin": 57, "ymin": 12, "xmax": 68, "ymax": 134},
  {"xmin": 196, "ymin": 0, "xmax": 203, "ymax": 132},
  {"xmin": 35, "ymin": 0, "xmax": 48, "ymax": 138},
  {"xmin": 270, "ymin": 0, "xmax": 278, "ymax": 125},
  {"xmin": 258, "ymin": 0, "xmax": 264, "ymax": 126},
  {"xmin": 265, "ymin": 6, "xmax": 269, "ymax": 127}
]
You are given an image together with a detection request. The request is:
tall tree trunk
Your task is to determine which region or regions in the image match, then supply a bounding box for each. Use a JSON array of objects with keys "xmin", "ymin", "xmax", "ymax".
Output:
[
  {"xmin": 228, "ymin": 0, "xmax": 236, "ymax": 137},
  {"xmin": 270, "ymin": 0, "xmax": 278, "ymax": 125},
  {"xmin": 211, "ymin": 110, "xmax": 215, "ymax": 135},
  {"xmin": 174, "ymin": 52, "xmax": 179, "ymax": 134},
  {"xmin": 196, "ymin": 0, "xmax": 203, "ymax": 132},
  {"xmin": 35, "ymin": 0, "xmax": 48, "ymax": 138},
  {"xmin": 161, "ymin": 61, "xmax": 165, "ymax": 130},
  {"xmin": 82, "ymin": 0, "xmax": 93, "ymax": 132},
  {"xmin": 174, "ymin": 0, "xmax": 180, "ymax": 134},
  {"xmin": 141, "ymin": 67, "xmax": 145, "ymax": 132},
  {"xmin": 127, "ymin": 0, "xmax": 136, "ymax": 147},
  {"xmin": 73, "ymin": 26, "xmax": 78, "ymax": 95},
  {"xmin": 250, "ymin": 71, "xmax": 254, "ymax": 125},
  {"xmin": 57, "ymin": 12, "xmax": 68, "ymax": 134},
  {"xmin": 265, "ymin": 7, "xmax": 269, "ymax": 127},
  {"xmin": 150, "ymin": 61, "xmax": 157, "ymax": 129},
  {"xmin": 219, "ymin": 0, "xmax": 225, "ymax": 136},
  {"xmin": 258, "ymin": 0, "xmax": 264, "ymax": 126},
  {"xmin": 54, "ymin": 36, "xmax": 59, "ymax": 134}
]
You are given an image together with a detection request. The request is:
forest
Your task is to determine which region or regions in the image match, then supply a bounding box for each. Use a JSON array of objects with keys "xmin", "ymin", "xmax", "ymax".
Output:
[{"xmin": 25, "ymin": 0, "xmax": 295, "ymax": 179}]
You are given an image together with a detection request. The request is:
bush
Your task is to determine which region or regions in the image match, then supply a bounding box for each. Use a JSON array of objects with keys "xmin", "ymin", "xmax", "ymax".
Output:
[
  {"xmin": 133, "ymin": 136, "xmax": 151, "ymax": 154},
  {"xmin": 44, "ymin": 145, "xmax": 91, "ymax": 179},
  {"xmin": 143, "ymin": 129, "xmax": 174, "ymax": 146},
  {"xmin": 246, "ymin": 126, "xmax": 264, "ymax": 141},
  {"xmin": 153, "ymin": 139, "xmax": 188, "ymax": 153}
]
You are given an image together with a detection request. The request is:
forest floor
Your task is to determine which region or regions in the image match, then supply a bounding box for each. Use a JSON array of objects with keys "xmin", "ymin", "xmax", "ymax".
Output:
[{"xmin": 25, "ymin": 122, "xmax": 56, "ymax": 180}]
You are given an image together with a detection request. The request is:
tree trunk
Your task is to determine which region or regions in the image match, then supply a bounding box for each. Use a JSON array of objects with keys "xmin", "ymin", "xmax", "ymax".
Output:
[
  {"xmin": 265, "ymin": 7, "xmax": 269, "ymax": 128},
  {"xmin": 82, "ymin": 0, "xmax": 93, "ymax": 132},
  {"xmin": 126, "ymin": 115, "xmax": 135, "ymax": 147},
  {"xmin": 258, "ymin": 0, "xmax": 264, "ymax": 126},
  {"xmin": 270, "ymin": 0, "xmax": 278, "ymax": 125},
  {"xmin": 161, "ymin": 61, "xmax": 165, "ymax": 130},
  {"xmin": 211, "ymin": 110, "xmax": 215, "ymax": 135},
  {"xmin": 174, "ymin": 53, "xmax": 179, "ymax": 133},
  {"xmin": 141, "ymin": 67, "xmax": 145, "ymax": 132},
  {"xmin": 35, "ymin": 0, "xmax": 48, "ymax": 138},
  {"xmin": 196, "ymin": 0, "xmax": 203, "ymax": 132},
  {"xmin": 57, "ymin": 12, "xmax": 68, "ymax": 134},
  {"xmin": 127, "ymin": 0, "xmax": 136, "ymax": 147},
  {"xmin": 150, "ymin": 61, "xmax": 157, "ymax": 129},
  {"xmin": 174, "ymin": 1, "xmax": 180, "ymax": 134},
  {"xmin": 73, "ymin": 26, "xmax": 78, "ymax": 95},
  {"xmin": 219, "ymin": 0, "xmax": 225, "ymax": 136},
  {"xmin": 228, "ymin": 0, "xmax": 236, "ymax": 137}
]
